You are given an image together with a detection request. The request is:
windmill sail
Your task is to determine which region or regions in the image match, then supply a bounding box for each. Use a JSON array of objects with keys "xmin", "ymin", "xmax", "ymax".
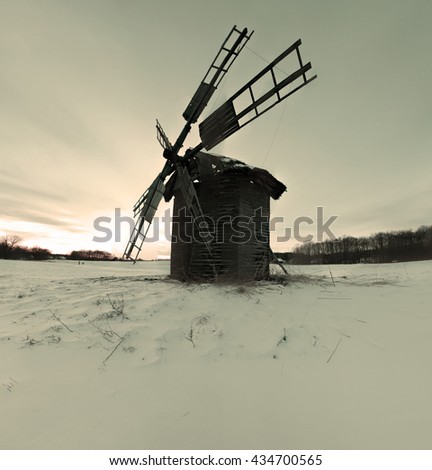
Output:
[
  {"xmin": 182, "ymin": 26, "xmax": 253, "ymax": 124},
  {"xmin": 175, "ymin": 165, "xmax": 216, "ymax": 276},
  {"xmin": 172, "ymin": 25, "xmax": 253, "ymax": 155},
  {"xmin": 123, "ymin": 176, "xmax": 166, "ymax": 261},
  {"xmin": 198, "ymin": 39, "xmax": 317, "ymax": 151},
  {"xmin": 156, "ymin": 119, "xmax": 173, "ymax": 150}
]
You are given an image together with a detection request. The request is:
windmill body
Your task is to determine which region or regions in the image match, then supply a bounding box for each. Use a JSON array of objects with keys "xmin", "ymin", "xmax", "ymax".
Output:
[
  {"xmin": 123, "ymin": 26, "xmax": 316, "ymax": 282},
  {"xmin": 166, "ymin": 152, "xmax": 286, "ymax": 281}
]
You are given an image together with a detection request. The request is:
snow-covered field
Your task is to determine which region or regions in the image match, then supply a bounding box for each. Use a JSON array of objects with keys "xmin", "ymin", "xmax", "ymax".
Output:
[{"xmin": 1, "ymin": 259, "xmax": 431, "ymax": 450}]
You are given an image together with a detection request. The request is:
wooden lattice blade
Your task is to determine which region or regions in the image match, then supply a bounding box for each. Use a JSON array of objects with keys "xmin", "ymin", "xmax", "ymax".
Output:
[
  {"xmin": 182, "ymin": 25, "xmax": 253, "ymax": 125},
  {"xmin": 198, "ymin": 39, "xmax": 317, "ymax": 151},
  {"xmin": 156, "ymin": 119, "xmax": 173, "ymax": 150},
  {"xmin": 124, "ymin": 176, "xmax": 166, "ymax": 261}
]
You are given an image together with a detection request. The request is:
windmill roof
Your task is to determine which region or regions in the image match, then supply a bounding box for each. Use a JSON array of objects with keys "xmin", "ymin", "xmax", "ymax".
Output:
[{"xmin": 164, "ymin": 151, "xmax": 286, "ymax": 202}]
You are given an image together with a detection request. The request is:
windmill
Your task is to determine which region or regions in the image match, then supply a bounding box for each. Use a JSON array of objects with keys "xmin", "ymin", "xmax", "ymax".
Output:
[{"xmin": 124, "ymin": 26, "xmax": 316, "ymax": 281}]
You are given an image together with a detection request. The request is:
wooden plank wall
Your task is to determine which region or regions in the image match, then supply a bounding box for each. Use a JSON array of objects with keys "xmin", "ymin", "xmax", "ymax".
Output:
[{"xmin": 170, "ymin": 173, "xmax": 270, "ymax": 281}]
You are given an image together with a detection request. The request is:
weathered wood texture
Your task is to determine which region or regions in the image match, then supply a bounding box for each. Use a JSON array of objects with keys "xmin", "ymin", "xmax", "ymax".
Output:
[{"xmin": 170, "ymin": 172, "xmax": 271, "ymax": 281}]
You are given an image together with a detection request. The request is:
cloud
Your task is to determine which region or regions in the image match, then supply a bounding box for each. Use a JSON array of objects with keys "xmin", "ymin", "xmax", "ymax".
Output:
[
  {"xmin": 331, "ymin": 183, "xmax": 432, "ymax": 237},
  {"xmin": 0, "ymin": 175, "xmax": 66, "ymax": 203}
]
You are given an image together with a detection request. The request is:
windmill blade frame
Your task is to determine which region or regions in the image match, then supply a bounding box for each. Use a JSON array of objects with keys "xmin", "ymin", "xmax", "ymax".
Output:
[
  {"xmin": 193, "ymin": 39, "xmax": 317, "ymax": 153},
  {"xmin": 174, "ymin": 164, "xmax": 217, "ymax": 277},
  {"xmin": 182, "ymin": 26, "xmax": 254, "ymax": 125},
  {"xmin": 156, "ymin": 119, "xmax": 173, "ymax": 151},
  {"xmin": 172, "ymin": 26, "xmax": 253, "ymax": 155},
  {"xmin": 124, "ymin": 176, "xmax": 166, "ymax": 260}
]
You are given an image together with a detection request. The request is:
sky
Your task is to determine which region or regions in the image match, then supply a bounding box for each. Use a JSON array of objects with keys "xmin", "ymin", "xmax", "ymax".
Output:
[{"xmin": 1, "ymin": 0, "xmax": 431, "ymax": 258}]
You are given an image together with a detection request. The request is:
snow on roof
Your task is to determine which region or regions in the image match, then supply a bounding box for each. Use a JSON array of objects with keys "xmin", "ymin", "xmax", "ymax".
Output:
[{"xmin": 164, "ymin": 151, "xmax": 286, "ymax": 202}]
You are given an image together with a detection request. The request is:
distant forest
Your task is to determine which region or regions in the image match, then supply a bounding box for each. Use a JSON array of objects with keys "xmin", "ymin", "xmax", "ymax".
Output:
[
  {"xmin": 2, "ymin": 225, "xmax": 432, "ymax": 264},
  {"xmin": 0, "ymin": 236, "xmax": 116, "ymax": 261},
  {"xmin": 278, "ymin": 225, "xmax": 432, "ymax": 265}
]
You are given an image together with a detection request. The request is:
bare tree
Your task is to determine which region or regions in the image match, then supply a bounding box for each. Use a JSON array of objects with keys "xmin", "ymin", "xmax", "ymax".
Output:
[
  {"xmin": 1, "ymin": 234, "xmax": 22, "ymax": 249},
  {"xmin": 0, "ymin": 235, "xmax": 23, "ymax": 258}
]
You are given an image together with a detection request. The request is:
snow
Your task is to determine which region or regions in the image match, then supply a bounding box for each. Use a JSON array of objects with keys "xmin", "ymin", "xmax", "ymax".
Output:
[{"xmin": 1, "ymin": 259, "xmax": 431, "ymax": 450}]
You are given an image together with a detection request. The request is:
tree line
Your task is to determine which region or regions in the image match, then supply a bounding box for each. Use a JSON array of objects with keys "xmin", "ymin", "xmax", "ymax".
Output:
[
  {"xmin": 3, "ymin": 225, "xmax": 432, "ymax": 264},
  {"xmin": 0, "ymin": 235, "xmax": 53, "ymax": 260},
  {"xmin": 286, "ymin": 225, "xmax": 432, "ymax": 265},
  {"xmin": 69, "ymin": 250, "xmax": 116, "ymax": 261},
  {"xmin": 0, "ymin": 235, "xmax": 116, "ymax": 261}
]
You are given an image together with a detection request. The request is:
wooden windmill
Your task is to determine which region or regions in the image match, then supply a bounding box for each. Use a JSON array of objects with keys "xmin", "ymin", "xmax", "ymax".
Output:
[{"xmin": 124, "ymin": 26, "xmax": 316, "ymax": 281}]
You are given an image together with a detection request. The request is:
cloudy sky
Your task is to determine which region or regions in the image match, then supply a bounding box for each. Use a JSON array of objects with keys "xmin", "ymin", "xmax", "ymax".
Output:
[{"xmin": 1, "ymin": 0, "xmax": 431, "ymax": 257}]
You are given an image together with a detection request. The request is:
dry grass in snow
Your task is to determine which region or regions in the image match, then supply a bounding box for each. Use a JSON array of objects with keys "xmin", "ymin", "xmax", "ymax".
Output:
[{"xmin": 1, "ymin": 259, "xmax": 431, "ymax": 449}]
